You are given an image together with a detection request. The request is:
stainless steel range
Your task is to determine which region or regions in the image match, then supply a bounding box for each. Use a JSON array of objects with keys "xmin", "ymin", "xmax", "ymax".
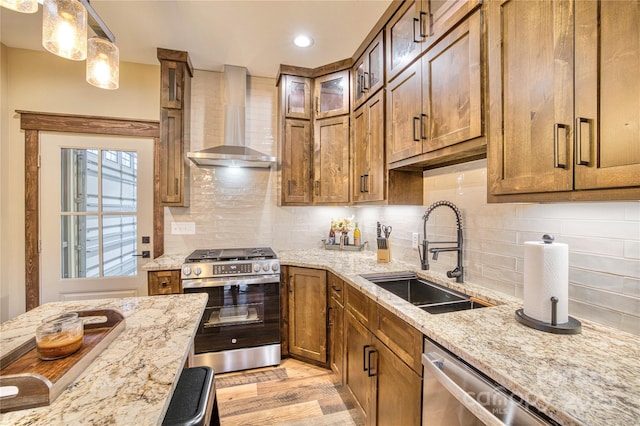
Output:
[{"xmin": 181, "ymin": 247, "xmax": 281, "ymax": 373}]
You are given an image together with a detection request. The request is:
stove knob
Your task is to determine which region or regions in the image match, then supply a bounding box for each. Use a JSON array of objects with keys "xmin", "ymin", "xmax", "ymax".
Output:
[
  {"xmin": 254, "ymin": 263, "xmax": 261, "ymax": 273},
  {"xmin": 194, "ymin": 267, "xmax": 202, "ymax": 276},
  {"xmin": 182, "ymin": 266, "xmax": 192, "ymax": 276},
  {"xmin": 262, "ymin": 263, "xmax": 269, "ymax": 272},
  {"xmin": 271, "ymin": 263, "xmax": 279, "ymax": 272}
]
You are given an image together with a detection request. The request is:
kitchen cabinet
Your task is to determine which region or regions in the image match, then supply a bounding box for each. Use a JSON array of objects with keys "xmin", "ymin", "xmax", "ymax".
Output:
[
  {"xmin": 352, "ymin": 91, "xmax": 385, "ymax": 203},
  {"xmin": 353, "ymin": 31, "xmax": 385, "ymax": 111},
  {"xmin": 385, "ymin": 0, "xmax": 482, "ymax": 83},
  {"xmin": 387, "ymin": 10, "xmax": 484, "ymax": 167},
  {"xmin": 288, "ymin": 267, "xmax": 327, "ymax": 365},
  {"xmin": 344, "ymin": 283, "xmax": 422, "ymax": 425},
  {"xmin": 147, "ymin": 270, "xmax": 181, "ymax": 295},
  {"xmin": 328, "ymin": 273, "xmax": 344, "ymax": 382},
  {"xmin": 487, "ymin": 0, "xmax": 640, "ymax": 202},
  {"xmin": 281, "ymin": 119, "xmax": 312, "ymax": 205},
  {"xmin": 313, "ymin": 115, "xmax": 350, "ymax": 204},
  {"xmin": 283, "ymin": 75, "xmax": 312, "ymax": 120},
  {"xmin": 314, "ymin": 71, "xmax": 350, "ymax": 119},
  {"xmin": 157, "ymin": 48, "xmax": 193, "ymax": 207}
]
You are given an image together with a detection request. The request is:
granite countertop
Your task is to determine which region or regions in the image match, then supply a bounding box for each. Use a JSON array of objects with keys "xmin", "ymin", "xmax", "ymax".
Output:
[
  {"xmin": 276, "ymin": 249, "xmax": 639, "ymax": 426},
  {"xmin": 139, "ymin": 249, "xmax": 640, "ymax": 425},
  {"xmin": 0, "ymin": 293, "xmax": 208, "ymax": 426}
]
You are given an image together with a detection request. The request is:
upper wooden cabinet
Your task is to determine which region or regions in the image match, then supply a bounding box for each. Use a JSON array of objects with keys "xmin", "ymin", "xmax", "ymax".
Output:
[
  {"xmin": 487, "ymin": 0, "xmax": 640, "ymax": 201},
  {"xmin": 386, "ymin": 0, "xmax": 482, "ymax": 82},
  {"xmin": 314, "ymin": 71, "xmax": 350, "ymax": 119},
  {"xmin": 313, "ymin": 115, "xmax": 350, "ymax": 204},
  {"xmin": 387, "ymin": 10, "xmax": 484, "ymax": 167},
  {"xmin": 353, "ymin": 31, "xmax": 385, "ymax": 111},
  {"xmin": 282, "ymin": 119, "xmax": 312, "ymax": 205},
  {"xmin": 157, "ymin": 48, "xmax": 193, "ymax": 207},
  {"xmin": 283, "ymin": 75, "xmax": 312, "ymax": 120},
  {"xmin": 352, "ymin": 90, "xmax": 385, "ymax": 203}
]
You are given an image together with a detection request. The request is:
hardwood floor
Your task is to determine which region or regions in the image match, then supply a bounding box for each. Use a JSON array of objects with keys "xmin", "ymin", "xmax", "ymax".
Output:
[{"xmin": 216, "ymin": 358, "xmax": 364, "ymax": 425}]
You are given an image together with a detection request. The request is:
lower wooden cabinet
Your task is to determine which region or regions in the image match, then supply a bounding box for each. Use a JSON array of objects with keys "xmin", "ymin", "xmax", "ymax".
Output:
[
  {"xmin": 288, "ymin": 267, "xmax": 328, "ymax": 364},
  {"xmin": 328, "ymin": 274, "xmax": 345, "ymax": 382},
  {"xmin": 147, "ymin": 270, "xmax": 181, "ymax": 295},
  {"xmin": 344, "ymin": 283, "xmax": 422, "ymax": 425}
]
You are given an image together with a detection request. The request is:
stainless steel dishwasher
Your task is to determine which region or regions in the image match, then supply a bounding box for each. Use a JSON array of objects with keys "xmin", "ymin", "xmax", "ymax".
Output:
[{"xmin": 422, "ymin": 338, "xmax": 555, "ymax": 426}]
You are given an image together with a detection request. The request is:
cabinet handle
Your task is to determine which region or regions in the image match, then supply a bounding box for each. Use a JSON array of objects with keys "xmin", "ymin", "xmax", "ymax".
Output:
[
  {"xmin": 174, "ymin": 178, "xmax": 179, "ymax": 195},
  {"xmin": 553, "ymin": 123, "xmax": 569, "ymax": 169},
  {"xmin": 575, "ymin": 117, "xmax": 591, "ymax": 166},
  {"xmin": 360, "ymin": 75, "xmax": 366, "ymax": 94},
  {"xmin": 413, "ymin": 116, "xmax": 421, "ymax": 141},
  {"xmin": 288, "ymin": 275, "xmax": 294, "ymax": 293},
  {"xmin": 363, "ymin": 72, "xmax": 369, "ymax": 91},
  {"xmin": 287, "ymin": 94, "xmax": 291, "ymax": 114},
  {"xmin": 364, "ymin": 174, "xmax": 369, "ymax": 193},
  {"xmin": 315, "ymin": 96, "xmax": 319, "ymax": 113},
  {"xmin": 363, "ymin": 345, "xmax": 371, "ymax": 371},
  {"xmin": 412, "ymin": 17, "xmax": 422, "ymax": 43},
  {"xmin": 161, "ymin": 281, "xmax": 168, "ymax": 287},
  {"xmin": 327, "ymin": 306, "xmax": 333, "ymax": 327},
  {"xmin": 367, "ymin": 349, "xmax": 377, "ymax": 377},
  {"xmin": 420, "ymin": 113, "xmax": 427, "ymax": 140},
  {"xmin": 287, "ymin": 180, "xmax": 292, "ymax": 195},
  {"xmin": 419, "ymin": 11, "xmax": 430, "ymax": 38},
  {"xmin": 314, "ymin": 180, "xmax": 320, "ymax": 196},
  {"xmin": 331, "ymin": 285, "xmax": 341, "ymax": 292}
]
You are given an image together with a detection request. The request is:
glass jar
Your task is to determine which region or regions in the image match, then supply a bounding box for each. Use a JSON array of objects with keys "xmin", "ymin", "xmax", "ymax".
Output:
[{"xmin": 36, "ymin": 312, "xmax": 84, "ymax": 360}]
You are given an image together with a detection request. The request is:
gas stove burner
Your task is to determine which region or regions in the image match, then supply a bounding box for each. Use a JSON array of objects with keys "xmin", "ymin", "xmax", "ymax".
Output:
[{"xmin": 184, "ymin": 247, "xmax": 277, "ymax": 263}]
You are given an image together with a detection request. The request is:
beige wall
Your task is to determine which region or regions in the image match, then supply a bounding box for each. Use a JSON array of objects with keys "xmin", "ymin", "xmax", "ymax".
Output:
[{"xmin": 0, "ymin": 47, "xmax": 159, "ymax": 321}]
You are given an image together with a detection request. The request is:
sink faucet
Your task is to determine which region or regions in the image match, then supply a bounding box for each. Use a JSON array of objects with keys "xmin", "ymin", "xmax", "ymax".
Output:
[{"xmin": 419, "ymin": 200, "xmax": 464, "ymax": 283}]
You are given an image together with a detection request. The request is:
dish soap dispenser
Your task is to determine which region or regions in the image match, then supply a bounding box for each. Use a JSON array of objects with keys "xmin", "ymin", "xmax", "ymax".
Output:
[{"xmin": 353, "ymin": 222, "xmax": 361, "ymax": 247}]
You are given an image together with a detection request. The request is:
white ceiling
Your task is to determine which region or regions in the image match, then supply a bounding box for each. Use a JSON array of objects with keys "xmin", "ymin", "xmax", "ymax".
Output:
[{"xmin": 0, "ymin": 0, "xmax": 392, "ymax": 77}]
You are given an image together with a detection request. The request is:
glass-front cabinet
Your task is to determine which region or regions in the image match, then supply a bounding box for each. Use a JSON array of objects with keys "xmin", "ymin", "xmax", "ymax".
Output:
[
  {"xmin": 314, "ymin": 71, "xmax": 350, "ymax": 119},
  {"xmin": 353, "ymin": 31, "xmax": 385, "ymax": 111},
  {"xmin": 283, "ymin": 75, "xmax": 312, "ymax": 120}
]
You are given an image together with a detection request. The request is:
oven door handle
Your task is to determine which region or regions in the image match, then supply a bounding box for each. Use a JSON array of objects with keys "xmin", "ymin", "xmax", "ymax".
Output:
[
  {"xmin": 183, "ymin": 275, "xmax": 280, "ymax": 289},
  {"xmin": 422, "ymin": 353, "xmax": 507, "ymax": 426}
]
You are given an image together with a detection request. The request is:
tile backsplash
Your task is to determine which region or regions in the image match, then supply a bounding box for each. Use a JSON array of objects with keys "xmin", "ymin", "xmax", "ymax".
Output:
[{"xmin": 166, "ymin": 70, "xmax": 639, "ymax": 335}]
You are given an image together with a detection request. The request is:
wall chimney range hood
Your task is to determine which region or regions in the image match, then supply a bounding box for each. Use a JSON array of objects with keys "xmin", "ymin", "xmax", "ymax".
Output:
[{"xmin": 188, "ymin": 65, "xmax": 275, "ymax": 168}]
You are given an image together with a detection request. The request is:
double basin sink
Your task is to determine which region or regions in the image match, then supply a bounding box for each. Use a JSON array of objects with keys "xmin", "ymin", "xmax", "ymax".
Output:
[{"xmin": 361, "ymin": 272, "xmax": 488, "ymax": 314}]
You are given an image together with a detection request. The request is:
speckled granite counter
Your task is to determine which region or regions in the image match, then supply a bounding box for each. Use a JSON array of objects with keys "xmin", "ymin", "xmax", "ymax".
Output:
[
  {"xmin": 142, "ymin": 253, "xmax": 186, "ymax": 271},
  {"xmin": 0, "ymin": 293, "xmax": 207, "ymax": 426},
  {"xmin": 276, "ymin": 249, "xmax": 640, "ymax": 426}
]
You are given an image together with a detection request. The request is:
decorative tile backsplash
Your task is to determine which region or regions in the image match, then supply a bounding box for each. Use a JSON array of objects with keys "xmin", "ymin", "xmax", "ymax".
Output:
[{"xmin": 166, "ymin": 70, "xmax": 639, "ymax": 335}]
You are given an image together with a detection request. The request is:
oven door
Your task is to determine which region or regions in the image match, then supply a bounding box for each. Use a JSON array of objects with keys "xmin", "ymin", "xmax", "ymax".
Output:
[{"xmin": 184, "ymin": 277, "xmax": 280, "ymax": 354}]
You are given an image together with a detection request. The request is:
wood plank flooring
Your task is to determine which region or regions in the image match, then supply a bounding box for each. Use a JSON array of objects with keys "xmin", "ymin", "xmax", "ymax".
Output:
[{"xmin": 216, "ymin": 358, "xmax": 364, "ymax": 426}]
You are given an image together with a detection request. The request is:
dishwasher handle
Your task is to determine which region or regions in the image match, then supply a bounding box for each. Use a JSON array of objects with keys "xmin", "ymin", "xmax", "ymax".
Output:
[{"xmin": 423, "ymin": 352, "xmax": 506, "ymax": 426}]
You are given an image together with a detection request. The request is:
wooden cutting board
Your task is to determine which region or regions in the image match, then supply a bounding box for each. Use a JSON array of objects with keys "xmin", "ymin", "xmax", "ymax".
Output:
[{"xmin": 0, "ymin": 309, "xmax": 125, "ymax": 413}]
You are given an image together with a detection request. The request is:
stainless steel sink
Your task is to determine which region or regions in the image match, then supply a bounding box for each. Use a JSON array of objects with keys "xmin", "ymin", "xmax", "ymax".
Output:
[{"xmin": 360, "ymin": 272, "xmax": 488, "ymax": 314}]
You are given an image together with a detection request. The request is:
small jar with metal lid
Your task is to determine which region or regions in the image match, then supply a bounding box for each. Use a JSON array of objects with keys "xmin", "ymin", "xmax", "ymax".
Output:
[{"xmin": 36, "ymin": 312, "xmax": 84, "ymax": 360}]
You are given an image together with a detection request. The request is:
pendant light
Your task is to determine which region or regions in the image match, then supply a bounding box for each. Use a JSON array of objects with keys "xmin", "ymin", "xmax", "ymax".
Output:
[
  {"xmin": 42, "ymin": 0, "xmax": 87, "ymax": 61},
  {"xmin": 86, "ymin": 36, "xmax": 119, "ymax": 90},
  {"xmin": 0, "ymin": 0, "xmax": 38, "ymax": 13}
]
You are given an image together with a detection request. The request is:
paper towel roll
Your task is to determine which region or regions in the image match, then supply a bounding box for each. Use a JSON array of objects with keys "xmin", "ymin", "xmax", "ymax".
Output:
[{"xmin": 523, "ymin": 240, "xmax": 569, "ymax": 324}]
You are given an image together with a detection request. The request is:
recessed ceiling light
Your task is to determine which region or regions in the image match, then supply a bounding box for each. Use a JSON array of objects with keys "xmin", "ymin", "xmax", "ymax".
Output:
[{"xmin": 293, "ymin": 35, "xmax": 314, "ymax": 48}]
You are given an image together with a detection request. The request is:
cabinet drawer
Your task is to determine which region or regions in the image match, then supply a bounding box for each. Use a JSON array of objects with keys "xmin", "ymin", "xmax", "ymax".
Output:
[
  {"xmin": 328, "ymin": 273, "xmax": 344, "ymax": 303},
  {"xmin": 374, "ymin": 304, "xmax": 423, "ymax": 375},
  {"xmin": 345, "ymin": 283, "xmax": 373, "ymax": 327},
  {"xmin": 148, "ymin": 270, "xmax": 181, "ymax": 295}
]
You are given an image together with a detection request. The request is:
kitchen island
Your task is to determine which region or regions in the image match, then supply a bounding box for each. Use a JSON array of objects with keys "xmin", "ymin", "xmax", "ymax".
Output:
[{"xmin": 0, "ymin": 293, "xmax": 208, "ymax": 425}]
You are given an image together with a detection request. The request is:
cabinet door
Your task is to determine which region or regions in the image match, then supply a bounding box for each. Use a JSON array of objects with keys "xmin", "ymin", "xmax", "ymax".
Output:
[
  {"xmin": 352, "ymin": 103, "xmax": 369, "ymax": 203},
  {"xmin": 574, "ymin": 0, "xmax": 640, "ymax": 189},
  {"xmin": 313, "ymin": 116, "xmax": 350, "ymax": 204},
  {"xmin": 375, "ymin": 341, "xmax": 422, "ymax": 426},
  {"xmin": 288, "ymin": 267, "xmax": 327, "ymax": 364},
  {"xmin": 386, "ymin": 1, "xmax": 425, "ymax": 82},
  {"xmin": 282, "ymin": 119, "xmax": 312, "ymax": 204},
  {"xmin": 329, "ymin": 295, "xmax": 344, "ymax": 382},
  {"xmin": 353, "ymin": 57, "xmax": 367, "ymax": 110},
  {"xmin": 487, "ymin": 0, "xmax": 574, "ymax": 195},
  {"xmin": 284, "ymin": 75, "xmax": 312, "ymax": 119},
  {"xmin": 160, "ymin": 61, "xmax": 184, "ymax": 109},
  {"xmin": 345, "ymin": 311, "xmax": 376, "ymax": 425},
  {"xmin": 386, "ymin": 61, "xmax": 423, "ymax": 163},
  {"xmin": 148, "ymin": 270, "xmax": 181, "ymax": 295},
  {"xmin": 314, "ymin": 71, "xmax": 350, "ymax": 119},
  {"xmin": 159, "ymin": 109, "xmax": 185, "ymax": 205},
  {"xmin": 365, "ymin": 91, "xmax": 385, "ymax": 202},
  {"xmin": 423, "ymin": 10, "xmax": 482, "ymax": 153},
  {"xmin": 354, "ymin": 32, "xmax": 385, "ymax": 111}
]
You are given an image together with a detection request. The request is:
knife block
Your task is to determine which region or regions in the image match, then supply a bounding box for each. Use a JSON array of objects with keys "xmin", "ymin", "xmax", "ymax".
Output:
[{"xmin": 377, "ymin": 240, "xmax": 391, "ymax": 263}]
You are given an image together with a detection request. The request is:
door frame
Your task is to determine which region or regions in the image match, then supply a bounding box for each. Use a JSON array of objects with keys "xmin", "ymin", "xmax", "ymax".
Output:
[{"xmin": 19, "ymin": 110, "xmax": 162, "ymax": 311}]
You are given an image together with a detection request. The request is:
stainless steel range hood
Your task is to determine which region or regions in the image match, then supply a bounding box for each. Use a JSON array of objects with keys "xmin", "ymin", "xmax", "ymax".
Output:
[{"xmin": 188, "ymin": 65, "xmax": 275, "ymax": 168}]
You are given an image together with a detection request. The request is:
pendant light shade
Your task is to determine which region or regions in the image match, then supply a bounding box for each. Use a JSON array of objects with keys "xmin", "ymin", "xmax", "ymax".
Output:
[
  {"xmin": 42, "ymin": 0, "xmax": 87, "ymax": 60},
  {"xmin": 0, "ymin": 0, "xmax": 38, "ymax": 13},
  {"xmin": 86, "ymin": 37, "xmax": 119, "ymax": 90}
]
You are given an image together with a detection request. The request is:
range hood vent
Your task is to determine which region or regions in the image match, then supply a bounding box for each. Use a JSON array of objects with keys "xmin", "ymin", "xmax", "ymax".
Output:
[{"xmin": 188, "ymin": 65, "xmax": 275, "ymax": 168}]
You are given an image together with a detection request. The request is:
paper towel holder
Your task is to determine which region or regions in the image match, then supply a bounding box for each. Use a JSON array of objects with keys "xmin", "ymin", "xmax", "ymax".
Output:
[{"xmin": 515, "ymin": 296, "xmax": 582, "ymax": 334}]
